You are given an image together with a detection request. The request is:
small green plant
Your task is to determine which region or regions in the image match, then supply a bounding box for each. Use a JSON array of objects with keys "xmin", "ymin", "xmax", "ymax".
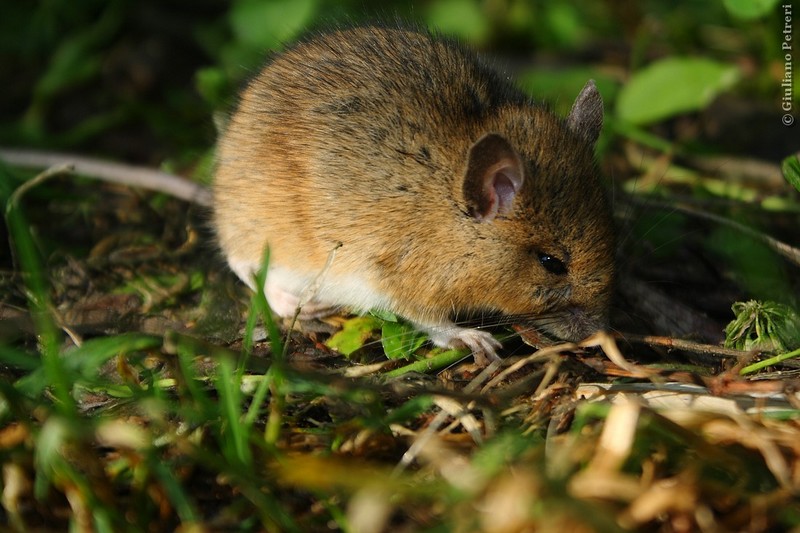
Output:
[
  {"xmin": 724, "ymin": 300, "xmax": 800, "ymax": 352},
  {"xmin": 326, "ymin": 311, "xmax": 428, "ymax": 360},
  {"xmin": 782, "ymin": 154, "xmax": 800, "ymax": 194}
]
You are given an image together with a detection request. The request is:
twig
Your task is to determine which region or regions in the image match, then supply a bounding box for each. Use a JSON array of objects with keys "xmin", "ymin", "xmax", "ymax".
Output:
[
  {"xmin": 622, "ymin": 193, "xmax": 800, "ymax": 267},
  {"xmin": 583, "ymin": 332, "xmax": 661, "ymax": 380},
  {"xmin": 681, "ymin": 154, "xmax": 785, "ymax": 189},
  {"xmin": 0, "ymin": 148, "xmax": 212, "ymax": 207},
  {"xmin": 5, "ymin": 164, "xmax": 75, "ymax": 270},
  {"xmin": 292, "ymin": 242, "xmax": 343, "ymax": 322},
  {"xmin": 5, "ymin": 163, "xmax": 74, "ymax": 215},
  {"xmin": 617, "ymin": 332, "xmax": 754, "ymax": 360}
]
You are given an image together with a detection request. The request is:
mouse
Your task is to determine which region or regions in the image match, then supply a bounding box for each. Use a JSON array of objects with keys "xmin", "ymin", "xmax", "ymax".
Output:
[
  {"xmin": 0, "ymin": 26, "xmax": 615, "ymax": 366},
  {"xmin": 213, "ymin": 26, "xmax": 616, "ymax": 366}
]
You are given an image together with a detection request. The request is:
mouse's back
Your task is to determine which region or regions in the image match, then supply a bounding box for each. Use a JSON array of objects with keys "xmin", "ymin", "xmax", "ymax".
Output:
[
  {"xmin": 213, "ymin": 26, "xmax": 614, "ymax": 359},
  {"xmin": 214, "ymin": 27, "xmax": 526, "ymax": 287}
]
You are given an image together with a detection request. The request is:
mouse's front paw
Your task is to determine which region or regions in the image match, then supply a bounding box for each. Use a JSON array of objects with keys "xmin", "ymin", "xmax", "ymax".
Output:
[
  {"xmin": 418, "ymin": 322, "xmax": 503, "ymax": 367},
  {"xmin": 450, "ymin": 329, "xmax": 502, "ymax": 367}
]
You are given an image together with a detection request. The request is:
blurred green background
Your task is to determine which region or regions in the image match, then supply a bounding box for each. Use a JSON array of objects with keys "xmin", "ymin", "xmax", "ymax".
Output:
[
  {"xmin": 0, "ymin": 0, "xmax": 795, "ymax": 176},
  {"xmin": 0, "ymin": 4, "xmax": 798, "ymax": 530}
]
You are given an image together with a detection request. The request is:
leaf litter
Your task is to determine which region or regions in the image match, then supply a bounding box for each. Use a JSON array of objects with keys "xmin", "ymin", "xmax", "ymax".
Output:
[{"xmin": 0, "ymin": 149, "xmax": 799, "ymax": 531}]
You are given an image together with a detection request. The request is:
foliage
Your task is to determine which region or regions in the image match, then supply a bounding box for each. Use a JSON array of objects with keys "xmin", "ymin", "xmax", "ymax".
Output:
[
  {"xmin": 3, "ymin": 0, "xmax": 795, "ymax": 156},
  {"xmin": 326, "ymin": 315, "xmax": 384, "ymax": 357},
  {"xmin": 724, "ymin": 0, "xmax": 783, "ymax": 19},
  {"xmin": 783, "ymin": 154, "xmax": 800, "ymax": 194},
  {"xmin": 725, "ymin": 300, "xmax": 800, "ymax": 352},
  {"xmin": 2, "ymin": 0, "xmax": 800, "ymax": 531},
  {"xmin": 616, "ymin": 58, "xmax": 741, "ymax": 125},
  {"xmin": 326, "ymin": 311, "xmax": 429, "ymax": 361}
]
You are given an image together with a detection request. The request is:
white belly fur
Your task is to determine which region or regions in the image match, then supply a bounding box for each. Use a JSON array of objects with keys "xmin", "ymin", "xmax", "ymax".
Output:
[{"xmin": 226, "ymin": 257, "xmax": 390, "ymax": 317}]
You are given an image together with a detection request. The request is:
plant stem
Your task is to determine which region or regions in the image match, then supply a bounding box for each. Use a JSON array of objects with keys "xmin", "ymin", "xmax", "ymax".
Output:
[{"xmin": 740, "ymin": 347, "xmax": 800, "ymax": 375}]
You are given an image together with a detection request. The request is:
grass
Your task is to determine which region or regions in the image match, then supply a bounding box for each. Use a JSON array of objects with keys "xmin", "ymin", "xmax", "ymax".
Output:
[
  {"xmin": 2, "ymin": 2, "xmax": 800, "ymax": 530},
  {"xmin": 1, "ymin": 165, "xmax": 800, "ymax": 532}
]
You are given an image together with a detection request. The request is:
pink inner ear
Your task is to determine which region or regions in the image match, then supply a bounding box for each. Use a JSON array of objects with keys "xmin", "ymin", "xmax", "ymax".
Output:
[
  {"xmin": 464, "ymin": 133, "xmax": 524, "ymax": 222},
  {"xmin": 492, "ymin": 171, "xmax": 517, "ymax": 216},
  {"xmin": 482, "ymin": 159, "xmax": 522, "ymax": 220}
]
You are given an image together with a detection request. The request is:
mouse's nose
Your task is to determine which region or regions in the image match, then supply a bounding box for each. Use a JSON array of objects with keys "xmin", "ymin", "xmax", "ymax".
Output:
[{"xmin": 563, "ymin": 305, "xmax": 609, "ymax": 340}]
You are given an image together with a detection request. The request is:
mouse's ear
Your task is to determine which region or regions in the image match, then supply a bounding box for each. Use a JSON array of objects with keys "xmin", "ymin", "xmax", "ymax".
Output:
[
  {"xmin": 463, "ymin": 133, "xmax": 524, "ymax": 222},
  {"xmin": 567, "ymin": 80, "xmax": 603, "ymax": 146}
]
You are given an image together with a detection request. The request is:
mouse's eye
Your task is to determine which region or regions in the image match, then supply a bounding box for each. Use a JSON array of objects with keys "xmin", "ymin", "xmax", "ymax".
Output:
[{"xmin": 537, "ymin": 252, "xmax": 568, "ymax": 276}]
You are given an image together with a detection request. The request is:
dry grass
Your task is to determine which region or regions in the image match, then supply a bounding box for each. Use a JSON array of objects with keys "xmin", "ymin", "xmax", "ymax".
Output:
[{"xmin": 1, "ymin": 155, "xmax": 799, "ymax": 532}]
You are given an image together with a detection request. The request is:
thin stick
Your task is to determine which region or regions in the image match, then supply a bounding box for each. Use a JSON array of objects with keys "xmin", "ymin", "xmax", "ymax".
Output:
[
  {"xmin": 622, "ymin": 193, "xmax": 800, "ymax": 267},
  {"xmin": 617, "ymin": 332, "xmax": 754, "ymax": 360},
  {"xmin": 6, "ymin": 163, "xmax": 74, "ymax": 215},
  {"xmin": 0, "ymin": 148, "xmax": 212, "ymax": 207}
]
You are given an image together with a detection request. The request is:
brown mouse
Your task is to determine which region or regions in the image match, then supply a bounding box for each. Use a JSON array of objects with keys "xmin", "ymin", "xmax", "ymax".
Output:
[{"xmin": 213, "ymin": 26, "xmax": 615, "ymax": 365}]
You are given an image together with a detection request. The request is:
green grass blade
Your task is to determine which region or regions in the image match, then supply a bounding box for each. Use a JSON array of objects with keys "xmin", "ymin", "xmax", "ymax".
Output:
[
  {"xmin": 252, "ymin": 246, "xmax": 284, "ymax": 359},
  {"xmin": 0, "ymin": 345, "xmax": 41, "ymax": 371},
  {"xmin": 216, "ymin": 356, "xmax": 252, "ymax": 466},
  {"xmin": 382, "ymin": 348, "xmax": 471, "ymax": 378},
  {"xmin": 149, "ymin": 453, "xmax": 199, "ymax": 524},
  {"xmin": 6, "ymin": 198, "xmax": 72, "ymax": 414},
  {"xmin": 166, "ymin": 331, "xmax": 216, "ymax": 418},
  {"xmin": 65, "ymin": 333, "xmax": 162, "ymax": 374}
]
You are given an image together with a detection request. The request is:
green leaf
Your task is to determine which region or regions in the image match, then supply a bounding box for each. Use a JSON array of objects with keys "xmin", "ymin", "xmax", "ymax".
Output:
[
  {"xmin": 370, "ymin": 309, "xmax": 398, "ymax": 322},
  {"xmin": 382, "ymin": 348, "xmax": 471, "ymax": 378},
  {"xmin": 66, "ymin": 333, "xmax": 163, "ymax": 376},
  {"xmin": 34, "ymin": 416, "xmax": 72, "ymax": 492},
  {"xmin": 0, "ymin": 345, "xmax": 40, "ymax": 371},
  {"xmin": 740, "ymin": 347, "xmax": 800, "ymax": 375},
  {"xmin": 33, "ymin": 38, "xmax": 102, "ymax": 102},
  {"xmin": 326, "ymin": 316, "xmax": 382, "ymax": 356},
  {"xmin": 249, "ymin": 246, "xmax": 284, "ymax": 360},
  {"xmin": 616, "ymin": 57, "xmax": 740, "ymax": 125},
  {"xmin": 195, "ymin": 67, "xmax": 230, "ymax": 107},
  {"xmin": 229, "ymin": 0, "xmax": 318, "ymax": 51},
  {"xmin": 542, "ymin": 3, "xmax": 586, "ymax": 48},
  {"xmin": 16, "ymin": 333, "xmax": 162, "ymax": 399},
  {"xmin": 782, "ymin": 154, "xmax": 800, "ymax": 193},
  {"xmin": 425, "ymin": 0, "xmax": 491, "ymax": 45},
  {"xmin": 6, "ymin": 177, "xmax": 70, "ymax": 411},
  {"xmin": 707, "ymin": 225, "xmax": 791, "ymax": 303},
  {"xmin": 29, "ymin": 2, "xmax": 123, "ymax": 105},
  {"xmin": 723, "ymin": 0, "xmax": 780, "ymax": 19},
  {"xmin": 381, "ymin": 321, "xmax": 428, "ymax": 360},
  {"xmin": 471, "ymin": 431, "xmax": 541, "ymax": 475},
  {"xmin": 383, "ymin": 396, "xmax": 436, "ymax": 425},
  {"xmin": 148, "ymin": 454, "xmax": 199, "ymax": 524}
]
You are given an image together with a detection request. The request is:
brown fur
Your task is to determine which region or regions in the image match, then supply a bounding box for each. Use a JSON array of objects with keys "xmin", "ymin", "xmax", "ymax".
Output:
[{"xmin": 213, "ymin": 26, "xmax": 614, "ymax": 344}]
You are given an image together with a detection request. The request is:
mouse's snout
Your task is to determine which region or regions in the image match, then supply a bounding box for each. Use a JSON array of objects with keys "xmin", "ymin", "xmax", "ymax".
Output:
[{"xmin": 537, "ymin": 304, "xmax": 609, "ymax": 342}]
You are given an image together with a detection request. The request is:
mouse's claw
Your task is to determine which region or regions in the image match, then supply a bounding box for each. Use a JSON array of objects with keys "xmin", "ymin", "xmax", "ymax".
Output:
[
  {"xmin": 450, "ymin": 328, "xmax": 502, "ymax": 367},
  {"xmin": 419, "ymin": 322, "xmax": 502, "ymax": 367}
]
